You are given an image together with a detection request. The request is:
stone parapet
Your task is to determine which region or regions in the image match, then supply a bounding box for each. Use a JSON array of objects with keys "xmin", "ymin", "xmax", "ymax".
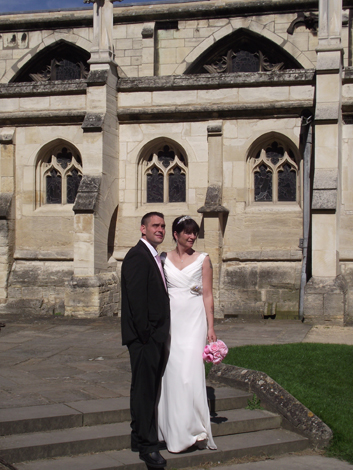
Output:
[
  {"xmin": 118, "ymin": 70, "xmax": 316, "ymax": 92},
  {"xmin": 208, "ymin": 363, "xmax": 333, "ymax": 449}
]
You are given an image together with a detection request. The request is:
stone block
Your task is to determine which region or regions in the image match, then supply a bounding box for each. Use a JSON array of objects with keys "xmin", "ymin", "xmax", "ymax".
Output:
[
  {"xmin": 258, "ymin": 263, "xmax": 297, "ymax": 289},
  {"xmin": 312, "ymin": 189, "xmax": 337, "ymax": 210},
  {"xmin": 221, "ymin": 263, "xmax": 258, "ymax": 290}
]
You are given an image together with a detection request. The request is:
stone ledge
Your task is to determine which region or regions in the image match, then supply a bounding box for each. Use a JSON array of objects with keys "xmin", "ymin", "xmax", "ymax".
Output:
[
  {"xmin": 208, "ymin": 363, "xmax": 332, "ymax": 449},
  {"xmin": 0, "ymin": 81, "xmax": 87, "ymax": 98},
  {"xmin": 118, "ymin": 70, "xmax": 315, "ymax": 92},
  {"xmin": 223, "ymin": 250, "xmax": 302, "ymax": 261},
  {"xmin": 117, "ymin": 100, "xmax": 312, "ymax": 122},
  {"xmin": 0, "ymin": 111, "xmax": 85, "ymax": 126}
]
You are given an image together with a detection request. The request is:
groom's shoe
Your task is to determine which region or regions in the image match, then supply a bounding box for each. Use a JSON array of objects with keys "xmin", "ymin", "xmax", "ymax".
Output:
[{"xmin": 139, "ymin": 451, "xmax": 166, "ymax": 468}]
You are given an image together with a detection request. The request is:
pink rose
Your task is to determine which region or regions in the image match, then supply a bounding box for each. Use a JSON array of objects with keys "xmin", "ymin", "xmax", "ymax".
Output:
[
  {"xmin": 203, "ymin": 353, "xmax": 213, "ymax": 363},
  {"xmin": 209, "ymin": 342, "xmax": 219, "ymax": 353},
  {"xmin": 216, "ymin": 340, "xmax": 228, "ymax": 359},
  {"xmin": 212, "ymin": 351, "xmax": 223, "ymax": 364}
]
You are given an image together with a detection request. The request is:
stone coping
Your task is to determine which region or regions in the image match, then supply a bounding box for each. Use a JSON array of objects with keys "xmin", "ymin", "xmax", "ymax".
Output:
[
  {"xmin": 208, "ymin": 363, "xmax": 332, "ymax": 449},
  {"xmin": 118, "ymin": 70, "xmax": 316, "ymax": 92},
  {"xmin": 117, "ymin": 100, "xmax": 312, "ymax": 122},
  {"xmin": 0, "ymin": 0, "xmax": 323, "ymax": 31},
  {"xmin": 0, "ymin": 81, "xmax": 87, "ymax": 98},
  {"xmin": 223, "ymin": 250, "xmax": 302, "ymax": 261}
]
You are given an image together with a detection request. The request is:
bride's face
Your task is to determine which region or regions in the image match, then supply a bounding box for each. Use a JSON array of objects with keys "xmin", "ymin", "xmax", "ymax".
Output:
[{"xmin": 176, "ymin": 230, "xmax": 197, "ymax": 249}]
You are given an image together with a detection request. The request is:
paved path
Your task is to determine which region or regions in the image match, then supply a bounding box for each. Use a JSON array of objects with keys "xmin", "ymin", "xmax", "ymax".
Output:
[{"xmin": 0, "ymin": 314, "xmax": 352, "ymax": 469}]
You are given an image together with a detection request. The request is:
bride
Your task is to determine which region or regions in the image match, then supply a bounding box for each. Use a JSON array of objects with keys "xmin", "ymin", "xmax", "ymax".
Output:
[{"xmin": 157, "ymin": 215, "xmax": 217, "ymax": 453}]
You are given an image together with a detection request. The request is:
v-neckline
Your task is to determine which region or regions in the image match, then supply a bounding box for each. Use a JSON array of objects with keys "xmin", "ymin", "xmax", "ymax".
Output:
[{"xmin": 166, "ymin": 253, "xmax": 202, "ymax": 272}]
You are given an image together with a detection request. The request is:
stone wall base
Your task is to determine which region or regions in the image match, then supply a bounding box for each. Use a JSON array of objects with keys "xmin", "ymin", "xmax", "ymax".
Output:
[
  {"xmin": 304, "ymin": 275, "xmax": 347, "ymax": 325},
  {"xmin": 220, "ymin": 261, "xmax": 301, "ymax": 319},
  {"xmin": 65, "ymin": 273, "xmax": 119, "ymax": 317},
  {"xmin": 1, "ymin": 260, "xmax": 73, "ymax": 316}
]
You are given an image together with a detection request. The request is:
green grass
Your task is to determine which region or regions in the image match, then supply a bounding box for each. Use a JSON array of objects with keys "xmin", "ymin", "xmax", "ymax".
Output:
[{"xmin": 209, "ymin": 343, "xmax": 353, "ymax": 464}]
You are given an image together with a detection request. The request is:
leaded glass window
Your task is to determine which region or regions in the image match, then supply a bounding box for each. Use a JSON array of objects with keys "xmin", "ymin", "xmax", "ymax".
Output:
[
  {"xmin": 250, "ymin": 139, "xmax": 299, "ymax": 205},
  {"xmin": 67, "ymin": 169, "xmax": 82, "ymax": 204},
  {"xmin": 46, "ymin": 170, "xmax": 62, "ymax": 204},
  {"xmin": 169, "ymin": 167, "xmax": 186, "ymax": 203},
  {"xmin": 38, "ymin": 144, "xmax": 83, "ymax": 207},
  {"xmin": 141, "ymin": 143, "xmax": 187, "ymax": 204},
  {"xmin": 147, "ymin": 167, "xmax": 164, "ymax": 203},
  {"xmin": 278, "ymin": 164, "xmax": 296, "ymax": 202},
  {"xmin": 255, "ymin": 165, "xmax": 272, "ymax": 201}
]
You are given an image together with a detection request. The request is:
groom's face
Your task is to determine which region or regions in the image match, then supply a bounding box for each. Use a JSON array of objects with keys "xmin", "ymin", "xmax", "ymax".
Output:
[{"xmin": 141, "ymin": 215, "xmax": 166, "ymax": 248}]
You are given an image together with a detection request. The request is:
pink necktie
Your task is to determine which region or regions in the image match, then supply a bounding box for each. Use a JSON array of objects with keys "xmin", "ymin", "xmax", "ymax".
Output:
[{"xmin": 156, "ymin": 254, "xmax": 167, "ymax": 290}]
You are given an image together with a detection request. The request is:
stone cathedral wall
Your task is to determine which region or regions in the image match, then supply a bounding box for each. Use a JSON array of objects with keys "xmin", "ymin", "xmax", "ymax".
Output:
[{"xmin": 0, "ymin": 1, "xmax": 351, "ymax": 320}]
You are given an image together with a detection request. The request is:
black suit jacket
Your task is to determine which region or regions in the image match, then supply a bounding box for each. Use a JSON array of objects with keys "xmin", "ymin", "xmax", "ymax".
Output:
[{"xmin": 121, "ymin": 240, "xmax": 170, "ymax": 346}]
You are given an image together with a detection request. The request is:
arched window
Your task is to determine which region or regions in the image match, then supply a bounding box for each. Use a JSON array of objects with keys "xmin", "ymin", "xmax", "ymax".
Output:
[
  {"xmin": 249, "ymin": 140, "xmax": 299, "ymax": 204},
  {"xmin": 11, "ymin": 40, "xmax": 89, "ymax": 83},
  {"xmin": 138, "ymin": 143, "xmax": 187, "ymax": 205},
  {"xmin": 37, "ymin": 144, "xmax": 83, "ymax": 207},
  {"xmin": 186, "ymin": 28, "xmax": 302, "ymax": 75}
]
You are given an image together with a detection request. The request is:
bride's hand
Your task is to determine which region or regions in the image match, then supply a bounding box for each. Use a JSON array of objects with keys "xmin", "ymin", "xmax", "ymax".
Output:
[{"xmin": 207, "ymin": 327, "xmax": 217, "ymax": 343}]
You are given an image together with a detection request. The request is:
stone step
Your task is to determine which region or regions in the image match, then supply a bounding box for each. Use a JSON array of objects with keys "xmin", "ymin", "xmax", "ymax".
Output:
[
  {"xmin": 0, "ymin": 408, "xmax": 280, "ymax": 463},
  {"xmin": 0, "ymin": 386, "xmax": 250, "ymax": 436},
  {"xmin": 15, "ymin": 429, "xmax": 309, "ymax": 470}
]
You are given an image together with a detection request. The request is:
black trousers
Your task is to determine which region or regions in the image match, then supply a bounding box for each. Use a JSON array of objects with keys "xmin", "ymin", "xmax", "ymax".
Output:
[{"xmin": 128, "ymin": 337, "xmax": 165, "ymax": 454}]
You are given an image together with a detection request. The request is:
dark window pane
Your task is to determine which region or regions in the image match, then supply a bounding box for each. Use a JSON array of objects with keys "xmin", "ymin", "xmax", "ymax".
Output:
[
  {"xmin": 266, "ymin": 142, "xmax": 284, "ymax": 165},
  {"xmin": 231, "ymin": 50, "xmax": 259, "ymax": 72},
  {"xmin": 55, "ymin": 60, "xmax": 81, "ymax": 80},
  {"xmin": 169, "ymin": 167, "xmax": 186, "ymax": 203},
  {"xmin": 46, "ymin": 170, "xmax": 62, "ymax": 204},
  {"xmin": 158, "ymin": 146, "xmax": 175, "ymax": 168},
  {"xmin": 147, "ymin": 167, "xmax": 164, "ymax": 203},
  {"xmin": 278, "ymin": 164, "xmax": 296, "ymax": 201},
  {"xmin": 67, "ymin": 169, "xmax": 82, "ymax": 204},
  {"xmin": 255, "ymin": 164, "xmax": 272, "ymax": 201}
]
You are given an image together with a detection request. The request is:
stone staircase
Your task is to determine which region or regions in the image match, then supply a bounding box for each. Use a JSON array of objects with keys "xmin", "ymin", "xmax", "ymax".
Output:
[{"xmin": 0, "ymin": 385, "xmax": 309, "ymax": 470}]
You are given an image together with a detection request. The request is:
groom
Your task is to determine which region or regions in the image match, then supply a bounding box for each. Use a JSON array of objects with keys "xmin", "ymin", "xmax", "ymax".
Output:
[{"xmin": 121, "ymin": 212, "xmax": 170, "ymax": 468}]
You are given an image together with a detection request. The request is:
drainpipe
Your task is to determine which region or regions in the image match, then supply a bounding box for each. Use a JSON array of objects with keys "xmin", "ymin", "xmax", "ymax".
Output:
[{"xmin": 299, "ymin": 115, "xmax": 313, "ymax": 322}]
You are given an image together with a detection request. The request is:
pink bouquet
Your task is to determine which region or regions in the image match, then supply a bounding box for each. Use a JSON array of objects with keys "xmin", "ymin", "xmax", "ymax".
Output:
[{"xmin": 203, "ymin": 339, "xmax": 228, "ymax": 364}]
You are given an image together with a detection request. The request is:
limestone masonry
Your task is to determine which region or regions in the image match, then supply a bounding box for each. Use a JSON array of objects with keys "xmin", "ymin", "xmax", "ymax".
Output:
[{"xmin": 0, "ymin": 0, "xmax": 351, "ymax": 324}]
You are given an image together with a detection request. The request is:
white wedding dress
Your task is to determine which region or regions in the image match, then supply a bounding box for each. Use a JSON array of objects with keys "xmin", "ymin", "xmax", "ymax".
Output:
[{"xmin": 157, "ymin": 252, "xmax": 217, "ymax": 453}]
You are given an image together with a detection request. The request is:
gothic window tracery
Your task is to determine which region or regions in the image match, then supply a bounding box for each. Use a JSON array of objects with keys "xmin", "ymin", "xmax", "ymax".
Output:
[
  {"xmin": 249, "ymin": 140, "xmax": 299, "ymax": 204},
  {"xmin": 140, "ymin": 144, "xmax": 187, "ymax": 205},
  {"xmin": 37, "ymin": 145, "xmax": 83, "ymax": 206},
  {"xmin": 204, "ymin": 50, "xmax": 284, "ymax": 74},
  {"xmin": 186, "ymin": 29, "xmax": 302, "ymax": 75},
  {"xmin": 11, "ymin": 40, "xmax": 90, "ymax": 83}
]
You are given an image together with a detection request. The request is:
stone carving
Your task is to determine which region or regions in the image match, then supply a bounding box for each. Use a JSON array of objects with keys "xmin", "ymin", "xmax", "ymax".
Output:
[
  {"xmin": 287, "ymin": 12, "xmax": 319, "ymax": 35},
  {"xmin": 204, "ymin": 50, "xmax": 283, "ymax": 74}
]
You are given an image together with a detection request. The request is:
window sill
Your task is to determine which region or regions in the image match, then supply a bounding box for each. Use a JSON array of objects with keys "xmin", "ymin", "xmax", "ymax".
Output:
[
  {"xmin": 34, "ymin": 204, "xmax": 75, "ymax": 216},
  {"xmin": 245, "ymin": 203, "xmax": 302, "ymax": 213}
]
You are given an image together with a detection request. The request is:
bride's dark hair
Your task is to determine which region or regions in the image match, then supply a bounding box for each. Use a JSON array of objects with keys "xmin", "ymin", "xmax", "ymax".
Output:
[{"xmin": 172, "ymin": 215, "xmax": 200, "ymax": 241}]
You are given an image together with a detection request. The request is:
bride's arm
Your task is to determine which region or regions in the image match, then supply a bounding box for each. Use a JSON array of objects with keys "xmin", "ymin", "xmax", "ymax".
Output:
[{"xmin": 202, "ymin": 255, "xmax": 217, "ymax": 342}]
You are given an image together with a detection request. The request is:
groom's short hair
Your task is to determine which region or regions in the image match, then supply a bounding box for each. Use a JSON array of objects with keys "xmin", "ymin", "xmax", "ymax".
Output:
[{"xmin": 141, "ymin": 212, "xmax": 165, "ymax": 226}]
